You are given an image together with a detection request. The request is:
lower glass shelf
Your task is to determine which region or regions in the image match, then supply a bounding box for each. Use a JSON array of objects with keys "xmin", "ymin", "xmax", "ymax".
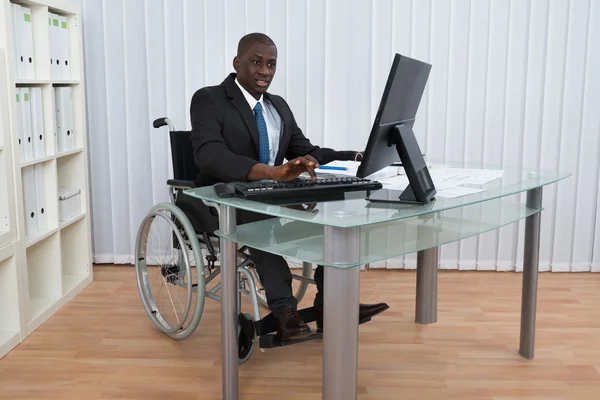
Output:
[{"xmin": 216, "ymin": 198, "xmax": 542, "ymax": 268}]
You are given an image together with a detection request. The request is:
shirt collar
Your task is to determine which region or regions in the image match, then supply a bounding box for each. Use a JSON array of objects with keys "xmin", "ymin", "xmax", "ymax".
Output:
[{"xmin": 235, "ymin": 78, "xmax": 264, "ymax": 111}]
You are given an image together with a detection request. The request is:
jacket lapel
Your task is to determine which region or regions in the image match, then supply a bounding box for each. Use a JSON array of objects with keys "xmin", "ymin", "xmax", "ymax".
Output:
[{"xmin": 224, "ymin": 74, "xmax": 261, "ymax": 157}]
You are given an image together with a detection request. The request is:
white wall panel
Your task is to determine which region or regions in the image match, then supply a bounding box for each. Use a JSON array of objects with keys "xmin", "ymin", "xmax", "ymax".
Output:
[
  {"xmin": 81, "ymin": 0, "xmax": 113, "ymax": 262},
  {"xmin": 462, "ymin": 0, "xmax": 490, "ymax": 271},
  {"xmin": 540, "ymin": 0, "xmax": 570, "ymax": 272},
  {"xmin": 496, "ymin": 0, "xmax": 531, "ymax": 271},
  {"xmin": 576, "ymin": 0, "xmax": 600, "ymax": 272},
  {"xmin": 477, "ymin": 0, "xmax": 510, "ymax": 270},
  {"xmin": 440, "ymin": 0, "xmax": 470, "ymax": 270},
  {"xmin": 81, "ymin": 0, "xmax": 600, "ymax": 272},
  {"xmin": 123, "ymin": 0, "xmax": 153, "ymax": 257},
  {"xmin": 552, "ymin": 0, "xmax": 591, "ymax": 272},
  {"xmin": 100, "ymin": 0, "xmax": 130, "ymax": 263},
  {"xmin": 264, "ymin": 0, "xmax": 287, "ymax": 98},
  {"xmin": 145, "ymin": 0, "xmax": 170, "ymax": 207},
  {"xmin": 305, "ymin": 0, "xmax": 326, "ymax": 146},
  {"xmin": 516, "ymin": 0, "xmax": 551, "ymax": 272},
  {"xmin": 286, "ymin": 1, "xmax": 308, "ymax": 134}
]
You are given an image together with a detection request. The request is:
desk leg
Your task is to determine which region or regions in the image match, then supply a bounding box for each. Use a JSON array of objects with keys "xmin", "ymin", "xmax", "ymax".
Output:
[
  {"xmin": 520, "ymin": 187, "xmax": 543, "ymax": 360},
  {"xmin": 323, "ymin": 226, "xmax": 360, "ymax": 400},
  {"xmin": 415, "ymin": 247, "xmax": 439, "ymax": 324},
  {"xmin": 219, "ymin": 205, "xmax": 238, "ymax": 400}
]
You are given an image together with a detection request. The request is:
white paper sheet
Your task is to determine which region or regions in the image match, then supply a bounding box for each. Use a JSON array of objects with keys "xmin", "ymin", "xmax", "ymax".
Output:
[
  {"xmin": 308, "ymin": 162, "xmax": 503, "ymax": 200},
  {"xmin": 429, "ymin": 167, "xmax": 503, "ymax": 189}
]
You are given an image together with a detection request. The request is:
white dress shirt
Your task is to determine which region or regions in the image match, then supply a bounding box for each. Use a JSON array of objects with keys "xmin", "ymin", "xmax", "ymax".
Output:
[{"xmin": 235, "ymin": 78, "xmax": 282, "ymax": 166}]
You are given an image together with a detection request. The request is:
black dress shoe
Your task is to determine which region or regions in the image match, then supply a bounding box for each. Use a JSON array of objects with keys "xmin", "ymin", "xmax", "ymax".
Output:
[
  {"xmin": 276, "ymin": 307, "xmax": 312, "ymax": 341},
  {"xmin": 315, "ymin": 302, "xmax": 389, "ymax": 333}
]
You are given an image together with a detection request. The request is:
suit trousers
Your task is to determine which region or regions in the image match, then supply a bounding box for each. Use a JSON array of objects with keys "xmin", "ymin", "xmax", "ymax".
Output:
[
  {"xmin": 238, "ymin": 209, "xmax": 325, "ymax": 317},
  {"xmin": 248, "ymin": 247, "xmax": 324, "ymax": 316}
]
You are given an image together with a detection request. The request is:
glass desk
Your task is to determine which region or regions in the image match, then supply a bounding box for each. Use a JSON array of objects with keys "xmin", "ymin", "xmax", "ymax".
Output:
[{"xmin": 185, "ymin": 165, "xmax": 569, "ymax": 400}]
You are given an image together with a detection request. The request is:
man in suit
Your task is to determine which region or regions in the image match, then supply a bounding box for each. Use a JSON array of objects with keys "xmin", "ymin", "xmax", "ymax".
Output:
[{"xmin": 189, "ymin": 33, "xmax": 388, "ymax": 341}]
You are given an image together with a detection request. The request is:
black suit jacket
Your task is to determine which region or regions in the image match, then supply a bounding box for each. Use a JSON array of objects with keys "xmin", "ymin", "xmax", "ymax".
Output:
[{"xmin": 189, "ymin": 73, "xmax": 356, "ymax": 186}]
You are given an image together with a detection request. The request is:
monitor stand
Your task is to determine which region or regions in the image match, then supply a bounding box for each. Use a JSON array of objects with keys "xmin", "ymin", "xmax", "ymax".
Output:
[{"xmin": 367, "ymin": 124, "xmax": 433, "ymax": 205}]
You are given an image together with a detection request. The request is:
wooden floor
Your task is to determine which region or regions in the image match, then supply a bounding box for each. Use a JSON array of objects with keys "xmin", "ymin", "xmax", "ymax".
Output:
[{"xmin": 1, "ymin": 266, "xmax": 600, "ymax": 399}]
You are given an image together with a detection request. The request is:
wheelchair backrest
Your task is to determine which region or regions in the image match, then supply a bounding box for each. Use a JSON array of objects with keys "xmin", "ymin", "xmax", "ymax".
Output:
[{"xmin": 170, "ymin": 131, "xmax": 199, "ymax": 181}]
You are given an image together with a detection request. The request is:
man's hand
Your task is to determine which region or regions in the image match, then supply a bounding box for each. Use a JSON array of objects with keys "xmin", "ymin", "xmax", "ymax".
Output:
[
  {"xmin": 272, "ymin": 156, "xmax": 319, "ymax": 181},
  {"xmin": 247, "ymin": 155, "xmax": 319, "ymax": 181}
]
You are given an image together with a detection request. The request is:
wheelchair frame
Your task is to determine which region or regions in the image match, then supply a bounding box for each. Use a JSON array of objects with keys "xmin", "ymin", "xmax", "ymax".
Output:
[{"xmin": 134, "ymin": 117, "xmax": 322, "ymax": 364}]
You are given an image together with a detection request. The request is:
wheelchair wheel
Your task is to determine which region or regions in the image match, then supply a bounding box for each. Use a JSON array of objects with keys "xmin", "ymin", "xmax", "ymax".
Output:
[
  {"xmin": 238, "ymin": 313, "xmax": 256, "ymax": 365},
  {"xmin": 135, "ymin": 202, "xmax": 205, "ymax": 340},
  {"xmin": 253, "ymin": 260, "xmax": 313, "ymax": 309}
]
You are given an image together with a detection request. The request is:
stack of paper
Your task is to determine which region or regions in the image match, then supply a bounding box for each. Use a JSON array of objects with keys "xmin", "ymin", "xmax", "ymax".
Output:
[
  {"xmin": 429, "ymin": 167, "xmax": 503, "ymax": 198},
  {"xmin": 429, "ymin": 167, "xmax": 503, "ymax": 189},
  {"xmin": 310, "ymin": 161, "xmax": 504, "ymax": 200}
]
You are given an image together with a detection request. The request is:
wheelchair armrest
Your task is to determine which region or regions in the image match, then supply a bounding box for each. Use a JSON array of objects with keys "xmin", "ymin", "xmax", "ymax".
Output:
[{"xmin": 167, "ymin": 179, "xmax": 200, "ymax": 189}]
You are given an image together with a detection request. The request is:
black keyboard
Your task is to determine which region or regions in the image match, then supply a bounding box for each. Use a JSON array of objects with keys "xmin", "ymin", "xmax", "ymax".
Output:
[{"xmin": 230, "ymin": 176, "xmax": 382, "ymax": 201}]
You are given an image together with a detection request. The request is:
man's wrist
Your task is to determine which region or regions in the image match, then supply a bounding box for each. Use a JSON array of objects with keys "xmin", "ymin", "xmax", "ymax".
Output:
[{"xmin": 247, "ymin": 163, "xmax": 275, "ymax": 180}]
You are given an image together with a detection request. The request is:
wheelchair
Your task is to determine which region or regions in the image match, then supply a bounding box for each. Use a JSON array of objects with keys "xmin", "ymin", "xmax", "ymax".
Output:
[{"xmin": 134, "ymin": 117, "xmax": 321, "ymax": 364}]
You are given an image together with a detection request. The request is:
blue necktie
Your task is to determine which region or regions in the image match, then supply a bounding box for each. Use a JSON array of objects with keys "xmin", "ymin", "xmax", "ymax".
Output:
[{"xmin": 253, "ymin": 102, "xmax": 270, "ymax": 164}]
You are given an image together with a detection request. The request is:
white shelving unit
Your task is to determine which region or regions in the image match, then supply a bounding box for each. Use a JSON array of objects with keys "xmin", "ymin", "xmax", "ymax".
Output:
[
  {"xmin": 0, "ymin": 0, "xmax": 92, "ymax": 358},
  {"xmin": 0, "ymin": 48, "xmax": 19, "ymax": 360}
]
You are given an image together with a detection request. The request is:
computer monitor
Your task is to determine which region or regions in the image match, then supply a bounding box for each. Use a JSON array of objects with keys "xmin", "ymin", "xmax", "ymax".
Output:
[{"xmin": 356, "ymin": 53, "xmax": 436, "ymax": 205}]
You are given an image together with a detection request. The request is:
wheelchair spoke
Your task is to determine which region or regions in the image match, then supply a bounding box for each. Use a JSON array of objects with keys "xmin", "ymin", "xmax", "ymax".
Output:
[{"xmin": 161, "ymin": 274, "xmax": 181, "ymax": 324}]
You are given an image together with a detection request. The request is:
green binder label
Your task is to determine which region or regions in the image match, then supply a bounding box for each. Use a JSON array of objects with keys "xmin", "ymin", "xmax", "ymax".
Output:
[
  {"xmin": 24, "ymin": 93, "xmax": 29, "ymax": 101},
  {"xmin": 62, "ymin": 21, "xmax": 67, "ymax": 29},
  {"xmin": 16, "ymin": 94, "xmax": 19, "ymax": 102},
  {"xmin": 24, "ymin": 13, "xmax": 31, "ymax": 22},
  {"xmin": 53, "ymin": 19, "xmax": 59, "ymax": 27}
]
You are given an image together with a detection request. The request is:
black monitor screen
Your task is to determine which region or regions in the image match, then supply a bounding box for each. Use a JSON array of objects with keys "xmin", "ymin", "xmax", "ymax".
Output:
[
  {"xmin": 357, "ymin": 54, "xmax": 431, "ymax": 179},
  {"xmin": 356, "ymin": 54, "xmax": 435, "ymax": 205}
]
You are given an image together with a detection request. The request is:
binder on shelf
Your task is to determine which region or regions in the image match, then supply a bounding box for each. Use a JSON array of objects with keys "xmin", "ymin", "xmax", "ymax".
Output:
[
  {"xmin": 30, "ymin": 87, "xmax": 46, "ymax": 158},
  {"xmin": 50, "ymin": 13, "xmax": 61, "ymax": 80},
  {"xmin": 34, "ymin": 164, "xmax": 47, "ymax": 232},
  {"xmin": 54, "ymin": 87, "xmax": 74, "ymax": 152},
  {"xmin": 19, "ymin": 6, "xmax": 36, "ymax": 80},
  {"xmin": 19, "ymin": 88, "xmax": 34, "ymax": 161},
  {"xmin": 52, "ymin": 88, "xmax": 58, "ymax": 150},
  {"xmin": 22, "ymin": 166, "xmax": 37, "ymax": 236},
  {"xmin": 14, "ymin": 92, "xmax": 24, "ymax": 160},
  {"xmin": 59, "ymin": 16, "xmax": 70, "ymax": 80},
  {"xmin": 12, "ymin": 3, "xmax": 24, "ymax": 79}
]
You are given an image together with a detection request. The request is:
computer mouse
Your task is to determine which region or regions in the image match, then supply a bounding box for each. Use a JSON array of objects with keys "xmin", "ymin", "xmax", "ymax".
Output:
[{"xmin": 213, "ymin": 182, "xmax": 236, "ymax": 198}]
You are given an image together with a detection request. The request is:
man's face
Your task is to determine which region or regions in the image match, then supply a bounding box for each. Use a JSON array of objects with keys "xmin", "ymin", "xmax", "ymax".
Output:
[{"xmin": 234, "ymin": 42, "xmax": 277, "ymax": 99}]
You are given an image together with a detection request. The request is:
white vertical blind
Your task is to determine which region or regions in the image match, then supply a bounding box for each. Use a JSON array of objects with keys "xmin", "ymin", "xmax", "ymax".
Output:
[{"xmin": 81, "ymin": 0, "xmax": 600, "ymax": 271}]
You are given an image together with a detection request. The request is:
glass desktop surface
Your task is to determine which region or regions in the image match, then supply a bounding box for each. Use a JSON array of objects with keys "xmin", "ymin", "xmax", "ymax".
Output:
[{"xmin": 184, "ymin": 163, "xmax": 569, "ymax": 229}]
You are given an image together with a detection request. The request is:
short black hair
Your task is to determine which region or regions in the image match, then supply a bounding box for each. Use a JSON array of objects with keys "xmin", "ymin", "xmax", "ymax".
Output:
[{"xmin": 237, "ymin": 33, "xmax": 277, "ymax": 57}]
